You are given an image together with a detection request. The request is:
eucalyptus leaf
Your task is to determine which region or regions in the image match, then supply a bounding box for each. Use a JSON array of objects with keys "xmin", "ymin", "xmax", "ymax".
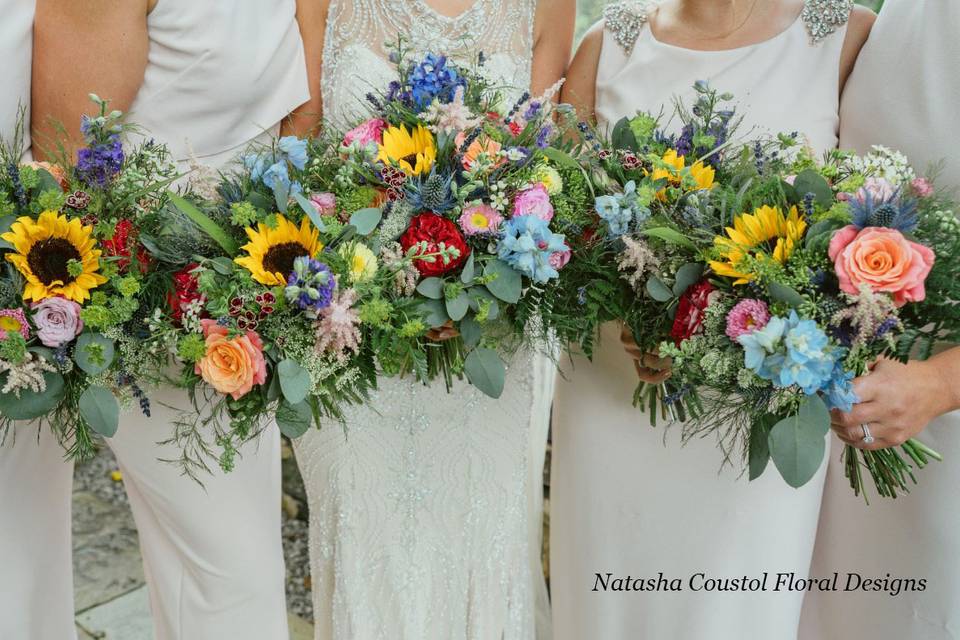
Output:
[
  {"xmin": 672, "ymin": 263, "xmax": 704, "ymax": 297},
  {"xmin": 416, "ymin": 278, "xmax": 445, "ymax": 300},
  {"xmin": 273, "ymin": 180, "xmax": 289, "ymax": 214},
  {"xmin": 419, "ymin": 299, "xmax": 450, "ymax": 327},
  {"xmin": 0, "ymin": 371, "xmax": 65, "ymax": 421},
  {"xmin": 34, "ymin": 169, "xmax": 62, "ymax": 194},
  {"xmin": 74, "ymin": 333, "xmax": 116, "ymax": 376},
  {"xmin": 460, "ymin": 315, "xmax": 482, "ymax": 349},
  {"xmin": 468, "ymin": 287, "xmax": 500, "ymax": 320},
  {"xmin": 645, "ymin": 276, "xmax": 674, "ymax": 302},
  {"xmin": 641, "ymin": 227, "xmax": 696, "ymax": 249},
  {"xmin": 445, "ymin": 292, "xmax": 471, "ymax": 322},
  {"xmin": 464, "ymin": 348, "xmax": 506, "ymax": 399},
  {"xmin": 276, "ymin": 399, "xmax": 313, "ymax": 439},
  {"xmin": 0, "ymin": 215, "xmax": 14, "ymax": 250},
  {"xmin": 792, "ymin": 169, "xmax": 834, "ymax": 209},
  {"xmin": 483, "ymin": 259, "xmax": 522, "ymax": 304},
  {"xmin": 460, "ymin": 252, "xmax": 476, "ymax": 284},
  {"xmin": 277, "ymin": 359, "xmax": 311, "ymax": 405},
  {"xmin": 611, "ymin": 117, "xmax": 639, "ymax": 152},
  {"xmin": 767, "ymin": 397, "xmax": 830, "ymax": 488},
  {"xmin": 210, "ymin": 256, "xmax": 235, "ymax": 275},
  {"xmin": 349, "ymin": 208, "xmax": 383, "ymax": 236},
  {"xmin": 79, "ymin": 386, "xmax": 120, "ymax": 438},
  {"xmin": 767, "ymin": 282, "xmax": 805, "ymax": 308},
  {"xmin": 748, "ymin": 414, "xmax": 777, "ymax": 481},
  {"xmin": 542, "ymin": 147, "xmax": 583, "ymax": 171},
  {"xmin": 293, "ymin": 192, "xmax": 328, "ymax": 233}
]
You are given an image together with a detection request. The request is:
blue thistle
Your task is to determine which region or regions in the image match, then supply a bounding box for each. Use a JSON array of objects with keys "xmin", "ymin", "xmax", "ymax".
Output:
[
  {"xmin": 849, "ymin": 189, "xmax": 919, "ymax": 233},
  {"xmin": 405, "ymin": 170, "xmax": 455, "ymax": 213}
]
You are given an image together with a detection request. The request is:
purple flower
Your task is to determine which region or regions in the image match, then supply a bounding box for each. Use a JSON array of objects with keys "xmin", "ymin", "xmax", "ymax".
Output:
[
  {"xmin": 76, "ymin": 135, "xmax": 124, "ymax": 187},
  {"xmin": 285, "ymin": 257, "xmax": 336, "ymax": 316},
  {"xmin": 32, "ymin": 297, "xmax": 84, "ymax": 347}
]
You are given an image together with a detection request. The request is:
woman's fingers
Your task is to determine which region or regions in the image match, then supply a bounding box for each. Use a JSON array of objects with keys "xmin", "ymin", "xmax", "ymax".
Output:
[{"xmin": 634, "ymin": 360, "xmax": 671, "ymax": 384}]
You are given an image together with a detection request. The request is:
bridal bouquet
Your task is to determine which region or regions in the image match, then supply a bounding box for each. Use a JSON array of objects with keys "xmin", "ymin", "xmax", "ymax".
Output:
[
  {"xmin": 560, "ymin": 83, "xmax": 960, "ymax": 499},
  {"xmin": 145, "ymin": 45, "xmax": 573, "ymax": 475},
  {"xmin": 0, "ymin": 97, "xmax": 178, "ymax": 460}
]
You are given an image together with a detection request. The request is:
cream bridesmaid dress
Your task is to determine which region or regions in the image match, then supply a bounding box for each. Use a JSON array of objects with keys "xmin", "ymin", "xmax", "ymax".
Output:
[
  {"xmin": 800, "ymin": 1, "xmax": 960, "ymax": 638},
  {"xmin": 551, "ymin": 2, "xmax": 853, "ymax": 638},
  {"xmin": 0, "ymin": 2, "xmax": 309, "ymax": 639}
]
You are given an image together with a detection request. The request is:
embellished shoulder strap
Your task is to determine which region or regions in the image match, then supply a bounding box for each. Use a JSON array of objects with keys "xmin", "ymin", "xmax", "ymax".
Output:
[
  {"xmin": 801, "ymin": 0, "xmax": 854, "ymax": 44},
  {"xmin": 603, "ymin": 1, "xmax": 650, "ymax": 56}
]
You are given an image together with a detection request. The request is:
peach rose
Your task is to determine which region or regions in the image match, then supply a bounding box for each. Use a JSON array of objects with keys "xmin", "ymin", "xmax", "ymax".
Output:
[
  {"xmin": 828, "ymin": 225, "xmax": 935, "ymax": 307},
  {"xmin": 195, "ymin": 319, "xmax": 267, "ymax": 400},
  {"xmin": 455, "ymin": 132, "xmax": 504, "ymax": 171}
]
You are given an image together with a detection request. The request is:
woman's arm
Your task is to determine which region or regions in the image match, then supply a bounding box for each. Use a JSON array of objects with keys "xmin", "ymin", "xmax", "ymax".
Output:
[
  {"xmin": 530, "ymin": 0, "xmax": 576, "ymax": 97},
  {"xmin": 32, "ymin": 0, "xmax": 152, "ymax": 160},
  {"xmin": 558, "ymin": 22, "xmax": 603, "ymax": 122},
  {"xmin": 839, "ymin": 5, "xmax": 877, "ymax": 93},
  {"xmin": 282, "ymin": 0, "xmax": 331, "ymax": 138}
]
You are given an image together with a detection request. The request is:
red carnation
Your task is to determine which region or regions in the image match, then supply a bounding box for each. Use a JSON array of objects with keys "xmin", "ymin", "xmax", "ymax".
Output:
[
  {"xmin": 103, "ymin": 219, "xmax": 150, "ymax": 272},
  {"xmin": 670, "ymin": 280, "xmax": 717, "ymax": 345},
  {"xmin": 168, "ymin": 263, "xmax": 204, "ymax": 324},
  {"xmin": 399, "ymin": 213, "xmax": 470, "ymax": 278}
]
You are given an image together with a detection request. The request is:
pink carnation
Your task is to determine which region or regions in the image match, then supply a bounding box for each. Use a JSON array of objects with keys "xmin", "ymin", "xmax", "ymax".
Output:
[
  {"xmin": 310, "ymin": 192, "xmax": 337, "ymax": 216},
  {"xmin": 0, "ymin": 308, "xmax": 30, "ymax": 341},
  {"xmin": 549, "ymin": 249, "xmax": 571, "ymax": 270},
  {"xmin": 829, "ymin": 225, "xmax": 935, "ymax": 307},
  {"xmin": 725, "ymin": 299, "xmax": 771, "ymax": 340},
  {"xmin": 512, "ymin": 183, "xmax": 554, "ymax": 222},
  {"xmin": 458, "ymin": 204, "xmax": 503, "ymax": 235},
  {"xmin": 343, "ymin": 118, "xmax": 386, "ymax": 147}
]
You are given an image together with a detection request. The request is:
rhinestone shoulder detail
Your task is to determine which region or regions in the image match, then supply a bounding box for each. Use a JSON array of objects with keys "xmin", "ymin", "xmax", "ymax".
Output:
[
  {"xmin": 801, "ymin": 0, "xmax": 854, "ymax": 45},
  {"xmin": 603, "ymin": 1, "xmax": 650, "ymax": 56}
]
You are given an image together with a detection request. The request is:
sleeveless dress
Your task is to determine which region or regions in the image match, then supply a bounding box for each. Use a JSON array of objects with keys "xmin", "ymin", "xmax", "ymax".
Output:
[
  {"xmin": 293, "ymin": 2, "xmax": 554, "ymax": 639},
  {"xmin": 801, "ymin": 1, "xmax": 960, "ymax": 638},
  {"xmin": 550, "ymin": 3, "xmax": 850, "ymax": 638}
]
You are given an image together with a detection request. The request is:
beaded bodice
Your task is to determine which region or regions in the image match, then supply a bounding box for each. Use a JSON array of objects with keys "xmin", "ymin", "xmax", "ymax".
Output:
[
  {"xmin": 603, "ymin": 0, "xmax": 854, "ymax": 55},
  {"xmin": 321, "ymin": 0, "xmax": 536, "ymax": 130}
]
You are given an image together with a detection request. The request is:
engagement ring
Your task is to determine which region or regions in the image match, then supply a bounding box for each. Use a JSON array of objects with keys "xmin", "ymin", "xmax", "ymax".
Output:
[{"xmin": 861, "ymin": 424, "xmax": 875, "ymax": 445}]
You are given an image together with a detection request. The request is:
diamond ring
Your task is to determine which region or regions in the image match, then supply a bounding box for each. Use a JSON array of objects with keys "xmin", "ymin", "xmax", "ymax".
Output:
[{"xmin": 861, "ymin": 424, "xmax": 875, "ymax": 445}]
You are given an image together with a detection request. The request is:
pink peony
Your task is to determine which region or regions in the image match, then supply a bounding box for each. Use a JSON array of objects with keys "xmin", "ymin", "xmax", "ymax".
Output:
[
  {"xmin": 32, "ymin": 297, "xmax": 84, "ymax": 347},
  {"xmin": 725, "ymin": 299, "xmax": 771, "ymax": 340},
  {"xmin": 548, "ymin": 249, "xmax": 571, "ymax": 270},
  {"xmin": 343, "ymin": 118, "xmax": 386, "ymax": 147},
  {"xmin": 911, "ymin": 177, "xmax": 934, "ymax": 198},
  {"xmin": 310, "ymin": 192, "xmax": 337, "ymax": 216},
  {"xmin": 458, "ymin": 204, "xmax": 503, "ymax": 235},
  {"xmin": 512, "ymin": 183, "xmax": 554, "ymax": 222},
  {"xmin": 829, "ymin": 225, "xmax": 935, "ymax": 307}
]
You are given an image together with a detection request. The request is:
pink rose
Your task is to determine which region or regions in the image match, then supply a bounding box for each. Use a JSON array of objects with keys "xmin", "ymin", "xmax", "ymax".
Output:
[
  {"xmin": 32, "ymin": 297, "xmax": 84, "ymax": 347},
  {"xmin": 548, "ymin": 249, "xmax": 571, "ymax": 270},
  {"xmin": 195, "ymin": 319, "xmax": 268, "ymax": 400},
  {"xmin": 828, "ymin": 225, "xmax": 935, "ymax": 307},
  {"xmin": 512, "ymin": 183, "xmax": 554, "ymax": 222},
  {"xmin": 310, "ymin": 192, "xmax": 337, "ymax": 216},
  {"xmin": 343, "ymin": 118, "xmax": 386, "ymax": 147}
]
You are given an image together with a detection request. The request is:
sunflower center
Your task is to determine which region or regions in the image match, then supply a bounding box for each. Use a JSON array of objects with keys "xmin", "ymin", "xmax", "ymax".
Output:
[
  {"xmin": 400, "ymin": 153, "xmax": 420, "ymax": 168},
  {"xmin": 263, "ymin": 242, "xmax": 309, "ymax": 277},
  {"xmin": 27, "ymin": 238, "xmax": 82, "ymax": 286}
]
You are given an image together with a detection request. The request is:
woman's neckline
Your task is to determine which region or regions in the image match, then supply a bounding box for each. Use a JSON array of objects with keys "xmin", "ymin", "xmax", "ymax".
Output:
[
  {"xmin": 414, "ymin": 0, "xmax": 488, "ymax": 22},
  {"xmin": 644, "ymin": 3, "xmax": 806, "ymax": 53}
]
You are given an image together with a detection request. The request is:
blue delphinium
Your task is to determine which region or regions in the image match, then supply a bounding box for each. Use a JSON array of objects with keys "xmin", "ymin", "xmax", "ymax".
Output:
[
  {"xmin": 277, "ymin": 136, "xmax": 308, "ymax": 171},
  {"xmin": 595, "ymin": 181, "xmax": 651, "ymax": 237},
  {"xmin": 261, "ymin": 161, "xmax": 302, "ymax": 197},
  {"xmin": 285, "ymin": 257, "xmax": 336, "ymax": 317},
  {"xmin": 408, "ymin": 54, "xmax": 467, "ymax": 110},
  {"xmin": 738, "ymin": 311, "xmax": 838, "ymax": 395},
  {"xmin": 244, "ymin": 136, "xmax": 308, "ymax": 197},
  {"xmin": 498, "ymin": 215, "xmax": 568, "ymax": 283},
  {"xmin": 76, "ymin": 134, "xmax": 124, "ymax": 187},
  {"xmin": 821, "ymin": 360, "xmax": 858, "ymax": 412}
]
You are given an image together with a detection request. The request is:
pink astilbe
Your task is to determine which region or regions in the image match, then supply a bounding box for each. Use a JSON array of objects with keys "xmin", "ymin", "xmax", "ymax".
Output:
[
  {"xmin": 424, "ymin": 87, "xmax": 482, "ymax": 135},
  {"xmin": 617, "ymin": 236, "xmax": 659, "ymax": 291},
  {"xmin": 315, "ymin": 288, "xmax": 361, "ymax": 362}
]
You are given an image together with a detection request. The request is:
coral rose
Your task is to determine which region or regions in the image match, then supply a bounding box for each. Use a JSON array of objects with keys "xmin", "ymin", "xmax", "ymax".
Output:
[
  {"xmin": 455, "ymin": 132, "xmax": 504, "ymax": 171},
  {"xmin": 828, "ymin": 225, "xmax": 935, "ymax": 307},
  {"xmin": 195, "ymin": 319, "xmax": 267, "ymax": 400}
]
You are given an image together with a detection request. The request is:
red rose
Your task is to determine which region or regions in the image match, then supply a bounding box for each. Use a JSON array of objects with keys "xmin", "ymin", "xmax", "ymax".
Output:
[
  {"xmin": 670, "ymin": 280, "xmax": 717, "ymax": 345},
  {"xmin": 168, "ymin": 263, "xmax": 204, "ymax": 324},
  {"xmin": 399, "ymin": 213, "xmax": 470, "ymax": 278},
  {"xmin": 103, "ymin": 219, "xmax": 150, "ymax": 272}
]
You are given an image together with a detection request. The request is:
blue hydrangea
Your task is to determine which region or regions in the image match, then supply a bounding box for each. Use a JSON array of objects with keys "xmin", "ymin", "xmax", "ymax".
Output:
[
  {"xmin": 595, "ymin": 181, "xmax": 651, "ymax": 237},
  {"xmin": 498, "ymin": 215, "xmax": 568, "ymax": 283},
  {"xmin": 408, "ymin": 54, "xmax": 466, "ymax": 110},
  {"xmin": 285, "ymin": 257, "xmax": 336, "ymax": 316}
]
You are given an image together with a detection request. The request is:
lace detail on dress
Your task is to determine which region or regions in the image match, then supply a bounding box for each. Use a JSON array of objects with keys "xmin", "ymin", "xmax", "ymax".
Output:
[
  {"xmin": 321, "ymin": 0, "xmax": 536, "ymax": 130},
  {"xmin": 603, "ymin": 1, "xmax": 650, "ymax": 55},
  {"xmin": 801, "ymin": 0, "xmax": 853, "ymax": 44}
]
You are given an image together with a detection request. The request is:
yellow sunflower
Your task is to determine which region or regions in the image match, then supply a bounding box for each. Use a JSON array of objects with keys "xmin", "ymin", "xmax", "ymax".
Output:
[
  {"xmin": 235, "ymin": 214, "xmax": 322, "ymax": 286},
  {"xmin": 1, "ymin": 210, "xmax": 107, "ymax": 303},
  {"xmin": 650, "ymin": 149, "xmax": 715, "ymax": 200},
  {"xmin": 377, "ymin": 124, "xmax": 436, "ymax": 176},
  {"xmin": 709, "ymin": 205, "xmax": 807, "ymax": 285}
]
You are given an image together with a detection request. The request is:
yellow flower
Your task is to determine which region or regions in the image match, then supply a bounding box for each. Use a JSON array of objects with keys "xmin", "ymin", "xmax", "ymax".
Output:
[
  {"xmin": 533, "ymin": 164, "xmax": 564, "ymax": 196},
  {"xmin": 709, "ymin": 205, "xmax": 807, "ymax": 285},
  {"xmin": 235, "ymin": 214, "xmax": 322, "ymax": 286},
  {"xmin": 650, "ymin": 149, "xmax": 715, "ymax": 200},
  {"xmin": 1, "ymin": 210, "xmax": 107, "ymax": 303},
  {"xmin": 377, "ymin": 124, "xmax": 436, "ymax": 176},
  {"xmin": 338, "ymin": 242, "xmax": 378, "ymax": 283}
]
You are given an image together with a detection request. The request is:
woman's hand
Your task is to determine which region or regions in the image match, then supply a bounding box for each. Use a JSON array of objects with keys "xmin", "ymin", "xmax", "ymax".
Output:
[
  {"xmin": 620, "ymin": 325, "xmax": 672, "ymax": 383},
  {"xmin": 830, "ymin": 356, "xmax": 960, "ymax": 450},
  {"xmin": 426, "ymin": 321, "xmax": 459, "ymax": 342}
]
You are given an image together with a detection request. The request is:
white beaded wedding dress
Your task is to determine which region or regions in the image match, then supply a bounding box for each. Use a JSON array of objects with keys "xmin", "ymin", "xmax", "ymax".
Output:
[{"xmin": 293, "ymin": 2, "xmax": 554, "ymax": 639}]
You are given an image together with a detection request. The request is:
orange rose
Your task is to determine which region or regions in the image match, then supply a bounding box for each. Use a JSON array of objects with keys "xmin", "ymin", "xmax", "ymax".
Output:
[
  {"xmin": 828, "ymin": 225, "xmax": 935, "ymax": 307},
  {"xmin": 195, "ymin": 319, "xmax": 267, "ymax": 400},
  {"xmin": 455, "ymin": 132, "xmax": 504, "ymax": 171}
]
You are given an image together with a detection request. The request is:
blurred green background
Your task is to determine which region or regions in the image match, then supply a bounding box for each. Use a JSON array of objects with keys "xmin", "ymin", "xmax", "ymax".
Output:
[{"xmin": 575, "ymin": 0, "xmax": 885, "ymax": 40}]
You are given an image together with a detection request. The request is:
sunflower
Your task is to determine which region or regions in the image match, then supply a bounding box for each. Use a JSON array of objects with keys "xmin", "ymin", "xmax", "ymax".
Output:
[
  {"xmin": 2, "ymin": 210, "xmax": 107, "ymax": 303},
  {"xmin": 235, "ymin": 214, "xmax": 322, "ymax": 286},
  {"xmin": 650, "ymin": 149, "xmax": 715, "ymax": 200},
  {"xmin": 709, "ymin": 205, "xmax": 807, "ymax": 285},
  {"xmin": 377, "ymin": 124, "xmax": 437, "ymax": 176}
]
